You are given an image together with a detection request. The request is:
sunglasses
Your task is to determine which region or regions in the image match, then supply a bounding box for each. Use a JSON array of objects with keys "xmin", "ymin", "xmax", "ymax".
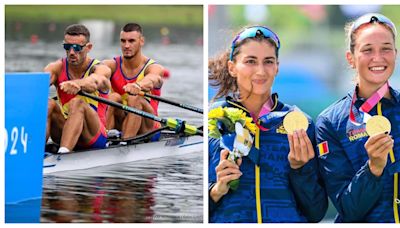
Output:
[
  {"xmin": 230, "ymin": 26, "xmax": 281, "ymax": 61},
  {"xmin": 351, "ymin": 13, "xmax": 397, "ymax": 36},
  {"xmin": 63, "ymin": 43, "xmax": 87, "ymax": 52}
]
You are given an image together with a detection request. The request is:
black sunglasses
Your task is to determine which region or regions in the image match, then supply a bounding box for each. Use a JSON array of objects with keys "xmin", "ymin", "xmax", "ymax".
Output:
[{"xmin": 63, "ymin": 43, "xmax": 87, "ymax": 52}]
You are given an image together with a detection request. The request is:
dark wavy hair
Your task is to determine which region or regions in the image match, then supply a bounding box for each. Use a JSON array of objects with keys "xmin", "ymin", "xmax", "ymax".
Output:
[{"xmin": 209, "ymin": 34, "xmax": 278, "ymax": 101}]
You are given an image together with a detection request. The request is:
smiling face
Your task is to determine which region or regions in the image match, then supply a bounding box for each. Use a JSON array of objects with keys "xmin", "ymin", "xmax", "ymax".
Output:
[
  {"xmin": 346, "ymin": 23, "xmax": 397, "ymax": 89},
  {"xmin": 64, "ymin": 34, "xmax": 91, "ymax": 66},
  {"xmin": 228, "ymin": 40, "xmax": 279, "ymax": 99},
  {"xmin": 120, "ymin": 31, "xmax": 144, "ymax": 59}
]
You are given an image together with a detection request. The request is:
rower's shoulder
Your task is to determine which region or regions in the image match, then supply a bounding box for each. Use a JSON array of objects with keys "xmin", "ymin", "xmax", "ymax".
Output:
[
  {"xmin": 44, "ymin": 58, "xmax": 63, "ymax": 73},
  {"xmin": 44, "ymin": 59, "xmax": 63, "ymax": 85},
  {"xmin": 102, "ymin": 58, "xmax": 117, "ymax": 73},
  {"xmin": 145, "ymin": 57, "xmax": 164, "ymax": 75},
  {"xmin": 145, "ymin": 56, "xmax": 160, "ymax": 66}
]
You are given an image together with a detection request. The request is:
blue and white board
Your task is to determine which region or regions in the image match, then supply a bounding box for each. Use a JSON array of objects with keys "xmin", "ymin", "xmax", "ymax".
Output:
[{"xmin": 5, "ymin": 72, "xmax": 49, "ymax": 223}]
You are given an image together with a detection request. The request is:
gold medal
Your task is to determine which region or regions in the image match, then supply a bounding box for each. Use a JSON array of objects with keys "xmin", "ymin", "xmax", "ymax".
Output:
[
  {"xmin": 366, "ymin": 115, "xmax": 391, "ymax": 136},
  {"xmin": 283, "ymin": 111, "xmax": 309, "ymax": 134}
]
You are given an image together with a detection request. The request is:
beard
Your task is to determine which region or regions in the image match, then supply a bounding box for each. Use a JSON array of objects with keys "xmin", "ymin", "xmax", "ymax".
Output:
[
  {"xmin": 68, "ymin": 56, "xmax": 82, "ymax": 66},
  {"xmin": 123, "ymin": 55, "xmax": 134, "ymax": 60},
  {"xmin": 123, "ymin": 50, "xmax": 137, "ymax": 60}
]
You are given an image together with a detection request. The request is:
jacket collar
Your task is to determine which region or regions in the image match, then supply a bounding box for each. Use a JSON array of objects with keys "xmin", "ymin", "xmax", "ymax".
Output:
[
  {"xmin": 226, "ymin": 93, "xmax": 280, "ymax": 114},
  {"xmin": 348, "ymin": 85, "xmax": 400, "ymax": 107}
]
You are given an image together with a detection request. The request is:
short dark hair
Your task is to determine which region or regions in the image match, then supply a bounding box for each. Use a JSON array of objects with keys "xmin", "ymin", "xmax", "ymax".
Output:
[
  {"xmin": 122, "ymin": 23, "xmax": 143, "ymax": 34},
  {"xmin": 64, "ymin": 24, "xmax": 90, "ymax": 42}
]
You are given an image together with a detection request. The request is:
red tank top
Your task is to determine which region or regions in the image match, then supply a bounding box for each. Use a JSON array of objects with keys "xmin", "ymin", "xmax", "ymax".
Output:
[
  {"xmin": 56, "ymin": 58, "xmax": 108, "ymax": 126},
  {"xmin": 110, "ymin": 56, "xmax": 161, "ymax": 115}
]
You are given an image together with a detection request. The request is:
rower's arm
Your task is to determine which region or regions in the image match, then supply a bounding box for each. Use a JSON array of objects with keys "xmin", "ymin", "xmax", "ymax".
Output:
[
  {"xmin": 137, "ymin": 63, "xmax": 164, "ymax": 91},
  {"xmin": 102, "ymin": 59, "xmax": 117, "ymax": 76},
  {"xmin": 78, "ymin": 63, "xmax": 112, "ymax": 93},
  {"xmin": 44, "ymin": 59, "xmax": 62, "ymax": 86}
]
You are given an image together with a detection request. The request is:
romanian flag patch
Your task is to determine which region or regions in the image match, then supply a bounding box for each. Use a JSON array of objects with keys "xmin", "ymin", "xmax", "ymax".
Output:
[{"xmin": 318, "ymin": 141, "xmax": 329, "ymax": 157}]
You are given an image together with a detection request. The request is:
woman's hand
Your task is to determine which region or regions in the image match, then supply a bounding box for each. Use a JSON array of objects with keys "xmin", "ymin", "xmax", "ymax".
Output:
[
  {"xmin": 364, "ymin": 132, "xmax": 393, "ymax": 177},
  {"xmin": 210, "ymin": 149, "xmax": 242, "ymax": 203},
  {"xmin": 287, "ymin": 129, "xmax": 315, "ymax": 169}
]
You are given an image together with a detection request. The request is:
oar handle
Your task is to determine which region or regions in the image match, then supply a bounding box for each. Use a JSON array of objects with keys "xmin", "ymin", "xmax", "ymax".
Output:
[
  {"xmin": 166, "ymin": 118, "xmax": 203, "ymax": 136},
  {"xmin": 78, "ymin": 91, "xmax": 202, "ymax": 136},
  {"xmin": 139, "ymin": 91, "xmax": 203, "ymax": 114},
  {"xmin": 78, "ymin": 90, "xmax": 164, "ymax": 122}
]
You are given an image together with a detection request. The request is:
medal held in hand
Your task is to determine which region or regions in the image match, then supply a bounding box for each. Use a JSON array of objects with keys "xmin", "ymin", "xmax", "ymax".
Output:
[
  {"xmin": 366, "ymin": 115, "xmax": 391, "ymax": 136},
  {"xmin": 283, "ymin": 111, "xmax": 309, "ymax": 134}
]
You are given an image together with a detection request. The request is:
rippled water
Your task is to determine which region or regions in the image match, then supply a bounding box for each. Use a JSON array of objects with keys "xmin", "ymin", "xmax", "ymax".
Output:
[
  {"xmin": 41, "ymin": 153, "xmax": 202, "ymax": 223},
  {"xmin": 6, "ymin": 40, "xmax": 204, "ymax": 223}
]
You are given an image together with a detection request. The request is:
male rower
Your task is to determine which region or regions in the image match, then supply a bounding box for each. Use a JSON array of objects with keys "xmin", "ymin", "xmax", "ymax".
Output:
[
  {"xmin": 103, "ymin": 23, "xmax": 164, "ymax": 140},
  {"xmin": 45, "ymin": 24, "xmax": 111, "ymax": 153}
]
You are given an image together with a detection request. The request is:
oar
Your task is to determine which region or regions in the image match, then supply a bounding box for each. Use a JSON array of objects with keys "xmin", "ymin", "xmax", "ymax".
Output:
[
  {"xmin": 138, "ymin": 91, "xmax": 203, "ymax": 114},
  {"xmin": 78, "ymin": 91, "xmax": 203, "ymax": 136}
]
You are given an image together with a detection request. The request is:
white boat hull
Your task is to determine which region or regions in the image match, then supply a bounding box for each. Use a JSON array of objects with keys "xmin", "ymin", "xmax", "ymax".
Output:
[{"xmin": 43, "ymin": 135, "xmax": 203, "ymax": 174}]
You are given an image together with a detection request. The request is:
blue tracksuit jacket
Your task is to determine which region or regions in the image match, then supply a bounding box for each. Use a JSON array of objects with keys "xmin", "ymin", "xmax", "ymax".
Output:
[
  {"xmin": 316, "ymin": 87, "xmax": 400, "ymax": 222},
  {"xmin": 209, "ymin": 94, "xmax": 328, "ymax": 223}
]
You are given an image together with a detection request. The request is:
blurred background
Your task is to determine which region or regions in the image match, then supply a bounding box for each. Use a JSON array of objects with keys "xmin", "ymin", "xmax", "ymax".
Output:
[
  {"xmin": 5, "ymin": 4, "xmax": 203, "ymax": 123},
  {"xmin": 5, "ymin": 5, "xmax": 204, "ymax": 223},
  {"xmin": 209, "ymin": 4, "xmax": 400, "ymax": 222},
  {"xmin": 5, "ymin": 5, "xmax": 203, "ymax": 71},
  {"xmin": 209, "ymin": 5, "xmax": 400, "ymax": 120}
]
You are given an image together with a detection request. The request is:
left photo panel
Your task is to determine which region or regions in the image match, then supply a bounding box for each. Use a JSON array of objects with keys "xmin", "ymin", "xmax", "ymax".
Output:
[{"xmin": 5, "ymin": 5, "xmax": 204, "ymax": 223}]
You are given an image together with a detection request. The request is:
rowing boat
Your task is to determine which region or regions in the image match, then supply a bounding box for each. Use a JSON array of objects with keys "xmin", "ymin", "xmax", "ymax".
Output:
[
  {"xmin": 43, "ymin": 132, "xmax": 203, "ymax": 174},
  {"xmin": 44, "ymin": 91, "xmax": 203, "ymax": 175}
]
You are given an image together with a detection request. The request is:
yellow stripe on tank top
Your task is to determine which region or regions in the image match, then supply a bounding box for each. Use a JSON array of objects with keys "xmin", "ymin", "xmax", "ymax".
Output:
[
  {"xmin": 377, "ymin": 102, "xmax": 399, "ymax": 223},
  {"xmin": 255, "ymin": 124, "xmax": 262, "ymax": 223}
]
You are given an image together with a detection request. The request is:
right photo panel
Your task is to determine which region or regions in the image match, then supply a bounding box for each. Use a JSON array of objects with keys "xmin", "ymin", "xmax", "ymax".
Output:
[{"xmin": 208, "ymin": 5, "xmax": 400, "ymax": 223}]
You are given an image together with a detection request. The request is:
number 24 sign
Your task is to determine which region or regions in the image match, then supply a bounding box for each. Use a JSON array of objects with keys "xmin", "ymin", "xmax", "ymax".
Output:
[{"xmin": 4, "ymin": 127, "xmax": 28, "ymax": 155}]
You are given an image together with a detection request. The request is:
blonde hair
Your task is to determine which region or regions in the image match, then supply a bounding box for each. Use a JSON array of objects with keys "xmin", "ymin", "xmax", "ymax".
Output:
[
  {"xmin": 344, "ymin": 15, "xmax": 397, "ymax": 84},
  {"xmin": 345, "ymin": 19, "xmax": 396, "ymax": 54}
]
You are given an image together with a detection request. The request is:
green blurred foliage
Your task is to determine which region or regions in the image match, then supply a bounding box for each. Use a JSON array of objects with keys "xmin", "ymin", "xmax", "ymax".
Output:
[
  {"xmin": 227, "ymin": 5, "xmax": 400, "ymax": 31},
  {"xmin": 228, "ymin": 5, "xmax": 314, "ymax": 29},
  {"xmin": 381, "ymin": 5, "xmax": 400, "ymax": 27},
  {"xmin": 5, "ymin": 5, "xmax": 203, "ymax": 27},
  {"xmin": 225, "ymin": 5, "xmax": 400, "ymax": 53}
]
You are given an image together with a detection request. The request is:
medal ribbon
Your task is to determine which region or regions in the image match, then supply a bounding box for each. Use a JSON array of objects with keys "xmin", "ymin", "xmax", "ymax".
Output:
[
  {"xmin": 349, "ymin": 82, "xmax": 389, "ymax": 126},
  {"xmin": 250, "ymin": 96, "xmax": 274, "ymax": 131}
]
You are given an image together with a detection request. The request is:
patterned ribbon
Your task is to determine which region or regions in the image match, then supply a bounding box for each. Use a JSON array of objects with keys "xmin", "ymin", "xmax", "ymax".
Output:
[
  {"xmin": 349, "ymin": 82, "xmax": 389, "ymax": 126},
  {"xmin": 250, "ymin": 96, "xmax": 295, "ymax": 132},
  {"xmin": 250, "ymin": 96, "xmax": 274, "ymax": 131}
]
